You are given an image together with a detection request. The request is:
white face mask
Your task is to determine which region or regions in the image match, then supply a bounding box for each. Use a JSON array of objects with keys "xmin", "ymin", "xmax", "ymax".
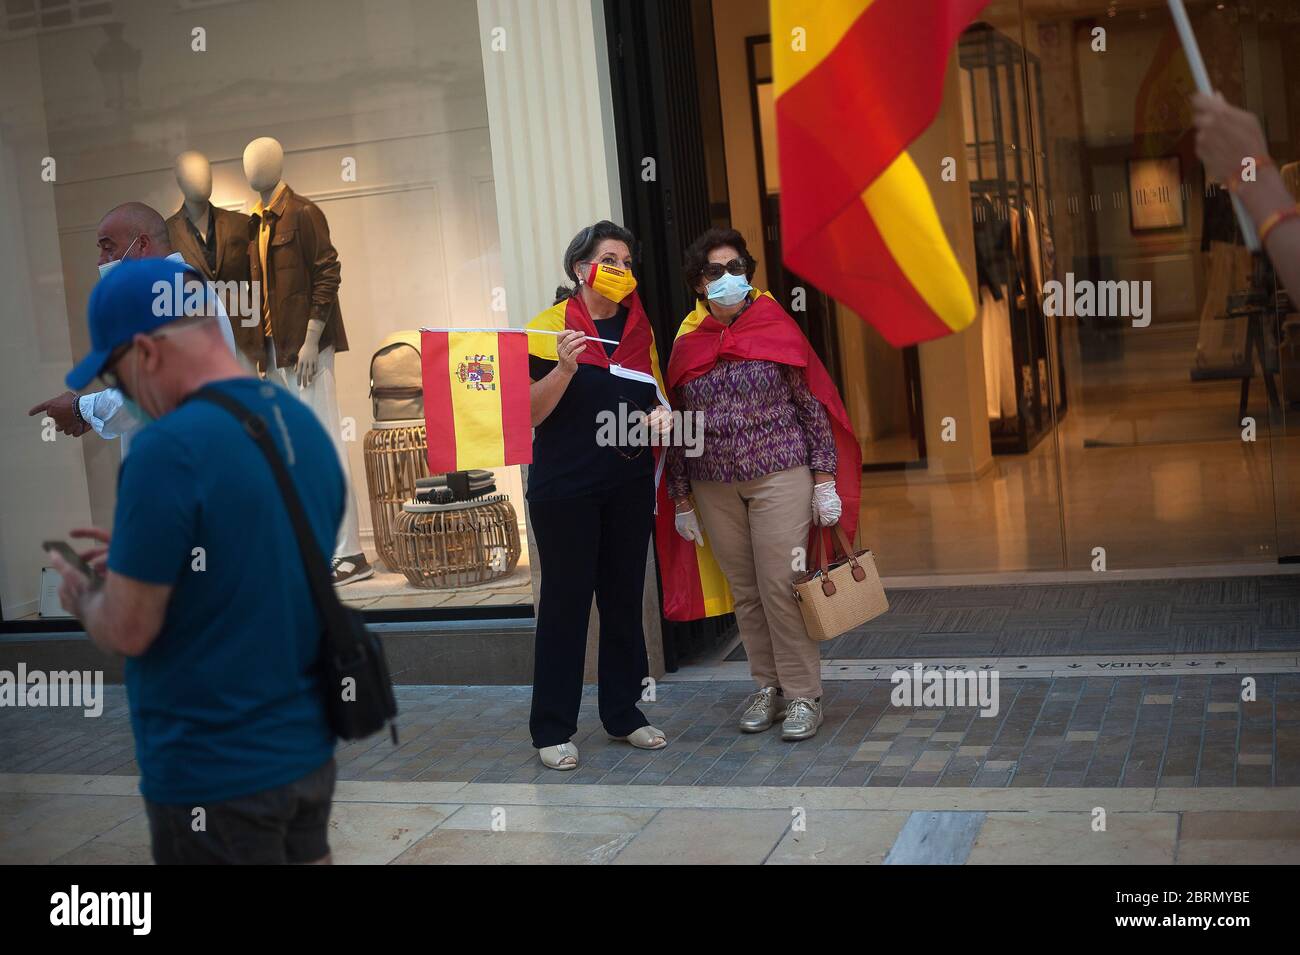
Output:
[{"xmin": 97, "ymin": 234, "xmax": 141, "ymax": 279}]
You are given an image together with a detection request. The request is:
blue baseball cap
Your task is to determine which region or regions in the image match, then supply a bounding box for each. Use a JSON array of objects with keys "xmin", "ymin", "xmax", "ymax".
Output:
[{"xmin": 67, "ymin": 257, "xmax": 204, "ymax": 390}]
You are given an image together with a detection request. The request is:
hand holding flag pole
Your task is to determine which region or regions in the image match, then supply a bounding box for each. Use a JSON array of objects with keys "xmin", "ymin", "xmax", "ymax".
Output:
[
  {"xmin": 419, "ymin": 326, "xmax": 620, "ymax": 347},
  {"xmin": 1167, "ymin": 0, "xmax": 1260, "ymax": 251}
]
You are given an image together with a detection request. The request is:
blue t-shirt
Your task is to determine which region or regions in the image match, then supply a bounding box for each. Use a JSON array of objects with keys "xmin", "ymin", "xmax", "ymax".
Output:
[{"xmin": 108, "ymin": 377, "xmax": 342, "ymax": 805}]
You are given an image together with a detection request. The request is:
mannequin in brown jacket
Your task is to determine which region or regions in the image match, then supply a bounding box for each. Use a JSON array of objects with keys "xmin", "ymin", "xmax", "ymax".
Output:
[
  {"xmin": 243, "ymin": 136, "xmax": 369, "ymax": 585},
  {"xmin": 165, "ymin": 151, "xmax": 256, "ymax": 360}
]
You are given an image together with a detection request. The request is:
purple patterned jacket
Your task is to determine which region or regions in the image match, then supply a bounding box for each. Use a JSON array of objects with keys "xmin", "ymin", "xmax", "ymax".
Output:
[{"xmin": 666, "ymin": 358, "xmax": 836, "ymax": 499}]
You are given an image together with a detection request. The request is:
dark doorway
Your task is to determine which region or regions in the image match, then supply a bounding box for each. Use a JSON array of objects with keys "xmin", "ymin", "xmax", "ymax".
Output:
[{"xmin": 603, "ymin": 0, "xmax": 736, "ymax": 666}]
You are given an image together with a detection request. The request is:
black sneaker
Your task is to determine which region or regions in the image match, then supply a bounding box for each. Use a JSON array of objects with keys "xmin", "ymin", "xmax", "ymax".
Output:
[{"xmin": 331, "ymin": 553, "xmax": 374, "ymax": 586}]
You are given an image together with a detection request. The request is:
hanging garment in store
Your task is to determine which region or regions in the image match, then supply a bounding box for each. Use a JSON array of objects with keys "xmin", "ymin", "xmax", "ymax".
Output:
[
  {"xmin": 980, "ymin": 283, "xmax": 1017, "ymax": 420},
  {"xmin": 1022, "ymin": 201, "xmax": 1055, "ymax": 292}
]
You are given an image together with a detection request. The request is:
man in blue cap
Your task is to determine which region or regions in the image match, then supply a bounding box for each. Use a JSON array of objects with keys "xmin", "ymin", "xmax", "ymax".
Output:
[{"xmin": 47, "ymin": 257, "xmax": 344, "ymax": 865}]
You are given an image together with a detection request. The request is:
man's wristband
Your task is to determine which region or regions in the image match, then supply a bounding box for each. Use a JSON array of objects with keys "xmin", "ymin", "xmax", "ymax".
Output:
[
  {"xmin": 70, "ymin": 394, "xmax": 86, "ymax": 425},
  {"xmin": 1257, "ymin": 204, "xmax": 1300, "ymax": 245}
]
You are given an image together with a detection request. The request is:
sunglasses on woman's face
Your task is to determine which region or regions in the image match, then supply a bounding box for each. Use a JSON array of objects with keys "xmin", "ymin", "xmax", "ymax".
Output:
[{"xmin": 701, "ymin": 258, "xmax": 749, "ymax": 281}]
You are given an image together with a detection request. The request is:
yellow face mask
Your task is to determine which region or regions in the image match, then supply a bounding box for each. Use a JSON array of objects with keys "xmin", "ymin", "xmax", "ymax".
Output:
[{"xmin": 585, "ymin": 262, "xmax": 637, "ymax": 303}]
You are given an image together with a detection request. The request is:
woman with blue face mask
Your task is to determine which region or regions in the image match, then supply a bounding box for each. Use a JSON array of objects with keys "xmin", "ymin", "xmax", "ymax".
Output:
[{"xmin": 665, "ymin": 228, "xmax": 861, "ymax": 742}]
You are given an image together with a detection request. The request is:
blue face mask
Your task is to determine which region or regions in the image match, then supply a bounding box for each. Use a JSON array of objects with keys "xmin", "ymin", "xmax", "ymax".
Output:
[
  {"xmin": 114, "ymin": 350, "xmax": 156, "ymax": 426},
  {"xmin": 121, "ymin": 396, "xmax": 154, "ymax": 426},
  {"xmin": 706, "ymin": 271, "xmax": 752, "ymax": 307}
]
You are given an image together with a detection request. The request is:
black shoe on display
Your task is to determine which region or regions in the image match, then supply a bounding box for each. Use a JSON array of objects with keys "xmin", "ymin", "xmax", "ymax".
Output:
[{"xmin": 331, "ymin": 553, "xmax": 374, "ymax": 586}]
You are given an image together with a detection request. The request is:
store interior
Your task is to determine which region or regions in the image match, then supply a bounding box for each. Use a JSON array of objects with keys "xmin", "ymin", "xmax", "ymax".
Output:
[{"xmin": 704, "ymin": 0, "xmax": 1300, "ymax": 576}]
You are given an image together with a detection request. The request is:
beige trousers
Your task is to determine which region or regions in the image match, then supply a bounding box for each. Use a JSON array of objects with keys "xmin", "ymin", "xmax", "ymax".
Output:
[{"xmin": 692, "ymin": 466, "xmax": 821, "ymax": 699}]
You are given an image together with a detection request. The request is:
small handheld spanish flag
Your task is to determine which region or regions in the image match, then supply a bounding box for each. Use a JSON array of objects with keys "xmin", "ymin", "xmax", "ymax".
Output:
[
  {"xmin": 421, "ymin": 329, "xmax": 532, "ymax": 473},
  {"xmin": 772, "ymin": 0, "xmax": 988, "ymax": 346}
]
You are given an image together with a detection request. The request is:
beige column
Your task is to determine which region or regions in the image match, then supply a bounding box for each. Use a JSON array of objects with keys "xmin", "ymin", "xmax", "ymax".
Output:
[
  {"xmin": 911, "ymin": 51, "xmax": 994, "ymax": 481},
  {"xmin": 478, "ymin": 0, "xmax": 664, "ymax": 679}
]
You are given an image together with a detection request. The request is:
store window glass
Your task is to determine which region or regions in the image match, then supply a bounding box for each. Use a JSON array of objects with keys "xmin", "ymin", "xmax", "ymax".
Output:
[
  {"xmin": 1024, "ymin": 0, "xmax": 1287, "ymax": 570},
  {"xmin": 701, "ymin": 0, "xmax": 1297, "ymax": 578},
  {"xmin": 1, "ymin": 0, "xmax": 532, "ymax": 623}
]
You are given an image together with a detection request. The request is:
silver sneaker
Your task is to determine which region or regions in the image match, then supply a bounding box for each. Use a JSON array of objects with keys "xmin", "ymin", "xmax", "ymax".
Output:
[
  {"xmin": 781, "ymin": 697, "xmax": 823, "ymax": 741},
  {"xmin": 738, "ymin": 686, "xmax": 786, "ymax": 733}
]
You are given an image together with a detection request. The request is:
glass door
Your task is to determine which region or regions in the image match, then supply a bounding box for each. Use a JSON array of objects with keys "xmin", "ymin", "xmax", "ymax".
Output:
[{"xmin": 1019, "ymin": 0, "xmax": 1281, "ymax": 571}]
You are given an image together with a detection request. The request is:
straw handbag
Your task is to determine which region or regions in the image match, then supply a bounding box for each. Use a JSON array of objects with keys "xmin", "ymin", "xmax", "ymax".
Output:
[{"xmin": 792, "ymin": 524, "xmax": 888, "ymax": 642}]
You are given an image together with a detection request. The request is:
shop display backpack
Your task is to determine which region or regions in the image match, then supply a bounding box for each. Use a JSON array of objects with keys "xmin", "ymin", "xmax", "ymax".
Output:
[{"xmin": 370, "ymin": 330, "xmax": 424, "ymax": 421}]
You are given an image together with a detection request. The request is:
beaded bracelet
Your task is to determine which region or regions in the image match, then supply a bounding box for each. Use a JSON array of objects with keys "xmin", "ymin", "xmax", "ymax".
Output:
[{"xmin": 1257, "ymin": 204, "xmax": 1300, "ymax": 245}]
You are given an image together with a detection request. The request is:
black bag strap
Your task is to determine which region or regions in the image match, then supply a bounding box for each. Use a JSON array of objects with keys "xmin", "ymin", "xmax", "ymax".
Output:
[{"xmin": 185, "ymin": 385, "xmax": 351, "ymax": 653}]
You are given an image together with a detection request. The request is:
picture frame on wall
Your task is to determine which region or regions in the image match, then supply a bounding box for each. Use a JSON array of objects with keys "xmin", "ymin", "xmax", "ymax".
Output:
[{"xmin": 1128, "ymin": 156, "xmax": 1185, "ymax": 232}]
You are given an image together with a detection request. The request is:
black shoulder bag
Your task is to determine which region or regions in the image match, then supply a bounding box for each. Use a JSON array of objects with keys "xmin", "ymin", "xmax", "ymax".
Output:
[{"xmin": 188, "ymin": 386, "xmax": 398, "ymax": 744}]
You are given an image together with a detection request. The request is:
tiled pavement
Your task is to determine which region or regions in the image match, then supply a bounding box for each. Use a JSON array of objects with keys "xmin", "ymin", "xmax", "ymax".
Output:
[
  {"xmin": 726, "ymin": 575, "xmax": 1300, "ymax": 660},
  {"xmin": 4, "ymin": 675, "xmax": 1298, "ymax": 788},
  {"xmin": 5, "ymin": 773, "xmax": 1299, "ymax": 864}
]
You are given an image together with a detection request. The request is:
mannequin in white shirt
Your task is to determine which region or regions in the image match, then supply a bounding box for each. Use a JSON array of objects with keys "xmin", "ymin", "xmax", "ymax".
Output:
[{"xmin": 27, "ymin": 201, "xmax": 238, "ymax": 453}]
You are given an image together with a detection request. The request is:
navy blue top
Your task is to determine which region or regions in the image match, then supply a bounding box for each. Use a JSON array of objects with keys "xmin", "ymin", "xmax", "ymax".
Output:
[
  {"xmin": 108, "ymin": 377, "xmax": 341, "ymax": 805},
  {"xmin": 527, "ymin": 308, "xmax": 656, "ymax": 501}
]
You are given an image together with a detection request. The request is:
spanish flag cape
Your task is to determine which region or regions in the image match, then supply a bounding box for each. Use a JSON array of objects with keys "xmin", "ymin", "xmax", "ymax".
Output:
[
  {"xmin": 660, "ymin": 290, "xmax": 862, "ymax": 621},
  {"xmin": 525, "ymin": 290, "xmax": 665, "ymax": 391}
]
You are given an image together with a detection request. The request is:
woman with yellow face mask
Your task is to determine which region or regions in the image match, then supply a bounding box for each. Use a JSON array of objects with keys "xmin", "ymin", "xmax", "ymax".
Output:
[{"xmin": 524, "ymin": 221, "xmax": 672, "ymax": 771}]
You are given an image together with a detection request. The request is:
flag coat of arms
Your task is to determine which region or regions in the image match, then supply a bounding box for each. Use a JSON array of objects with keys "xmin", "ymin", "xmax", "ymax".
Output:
[
  {"xmin": 772, "ymin": 0, "xmax": 989, "ymax": 346},
  {"xmin": 421, "ymin": 329, "xmax": 532, "ymax": 473}
]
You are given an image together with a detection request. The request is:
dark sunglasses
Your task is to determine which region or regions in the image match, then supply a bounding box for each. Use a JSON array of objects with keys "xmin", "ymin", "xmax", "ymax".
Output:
[
  {"xmin": 701, "ymin": 258, "xmax": 750, "ymax": 281},
  {"xmin": 98, "ymin": 319, "xmax": 206, "ymax": 397},
  {"xmin": 100, "ymin": 341, "xmax": 136, "ymax": 397}
]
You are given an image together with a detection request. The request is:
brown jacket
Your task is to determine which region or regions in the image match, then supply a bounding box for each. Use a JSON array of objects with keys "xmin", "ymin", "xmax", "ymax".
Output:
[
  {"xmin": 247, "ymin": 184, "xmax": 348, "ymax": 369},
  {"xmin": 166, "ymin": 205, "xmax": 257, "ymax": 360}
]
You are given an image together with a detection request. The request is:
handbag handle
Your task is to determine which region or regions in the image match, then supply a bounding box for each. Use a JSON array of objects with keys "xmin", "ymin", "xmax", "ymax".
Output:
[{"xmin": 812, "ymin": 523, "xmax": 865, "ymax": 597}]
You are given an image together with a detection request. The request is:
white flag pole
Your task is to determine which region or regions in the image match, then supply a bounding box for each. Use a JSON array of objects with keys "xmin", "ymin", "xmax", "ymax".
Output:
[
  {"xmin": 419, "ymin": 326, "xmax": 620, "ymax": 346},
  {"xmin": 1167, "ymin": 0, "xmax": 1260, "ymax": 250}
]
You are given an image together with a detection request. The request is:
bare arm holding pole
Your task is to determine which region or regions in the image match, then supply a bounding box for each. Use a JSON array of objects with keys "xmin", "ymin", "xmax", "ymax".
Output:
[{"xmin": 1191, "ymin": 92, "xmax": 1300, "ymax": 302}]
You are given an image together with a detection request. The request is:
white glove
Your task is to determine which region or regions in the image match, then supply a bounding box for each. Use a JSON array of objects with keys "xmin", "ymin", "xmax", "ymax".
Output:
[
  {"xmin": 811, "ymin": 480, "xmax": 841, "ymax": 527},
  {"xmin": 674, "ymin": 506, "xmax": 704, "ymax": 546},
  {"xmin": 296, "ymin": 319, "xmax": 325, "ymax": 388}
]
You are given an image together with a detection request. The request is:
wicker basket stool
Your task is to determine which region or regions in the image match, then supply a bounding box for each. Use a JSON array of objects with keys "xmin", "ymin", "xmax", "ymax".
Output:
[
  {"xmin": 392, "ymin": 494, "xmax": 521, "ymax": 589},
  {"xmin": 362, "ymin": 419, "xmax": 429, "ymax": 568}
]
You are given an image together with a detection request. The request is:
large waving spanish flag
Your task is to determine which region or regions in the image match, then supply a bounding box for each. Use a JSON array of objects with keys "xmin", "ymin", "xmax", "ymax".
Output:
[
  {"xmin": 422, "ymin": 329, "xmax": 532, "ymax": 472},
  {"xmin": 772, "ymin": 0, "xmax": 987, "ymax": 346},
  {"xmin": 527, "ymin": 293, "xmax": 734, "ymax": 622}
]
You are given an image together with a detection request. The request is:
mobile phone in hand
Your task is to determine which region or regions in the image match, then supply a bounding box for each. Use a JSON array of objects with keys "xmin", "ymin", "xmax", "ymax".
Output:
[{"xmin": 43, "ymin": 540, "xmax": 96, "ymax": 579}]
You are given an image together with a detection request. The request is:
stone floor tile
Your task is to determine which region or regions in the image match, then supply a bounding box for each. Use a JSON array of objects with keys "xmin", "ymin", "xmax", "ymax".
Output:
[{"xmin": 968, "ymin": 810, "xmax": 1177, "ymax": 864}]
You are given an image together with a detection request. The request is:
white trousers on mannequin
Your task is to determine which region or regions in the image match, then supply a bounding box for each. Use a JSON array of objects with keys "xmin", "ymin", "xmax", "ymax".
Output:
[{"xmin": 265, "ymin": 338, "xmax": 363, "ymax": 559}]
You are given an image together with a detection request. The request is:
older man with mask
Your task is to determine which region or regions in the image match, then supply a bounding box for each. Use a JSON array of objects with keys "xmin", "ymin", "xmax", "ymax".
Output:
[
  {"xmin": 26, "ymin": 201, "xmax": 240, "ymax": 450},
  {"xmin": 47, "ymin": 257, "xmax": 342, "ymax": 864}
]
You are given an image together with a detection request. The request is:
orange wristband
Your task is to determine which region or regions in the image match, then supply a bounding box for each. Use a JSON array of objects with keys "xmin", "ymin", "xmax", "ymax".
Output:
[{"xmin": 1257, "ymin": 204, "xmax": 1300, "ymax": 245}]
